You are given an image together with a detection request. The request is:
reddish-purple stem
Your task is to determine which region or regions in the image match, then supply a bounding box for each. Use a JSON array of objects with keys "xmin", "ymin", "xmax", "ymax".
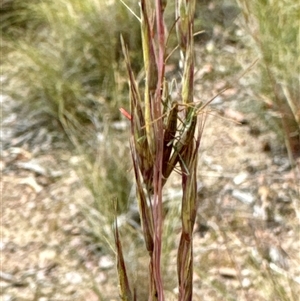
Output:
[{"xmin": 152, "ymin": 1, "xmax": 166, "ymax": 300}]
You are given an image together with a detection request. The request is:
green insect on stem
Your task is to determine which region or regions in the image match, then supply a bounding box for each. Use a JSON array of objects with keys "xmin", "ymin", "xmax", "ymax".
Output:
[
  {"xmin": 162, "ymin": 101, "xmax": 178, "ymax": 178},
  {"xmin": 162, "ymin": 108, "xmax": 197, "ymax": 184}
]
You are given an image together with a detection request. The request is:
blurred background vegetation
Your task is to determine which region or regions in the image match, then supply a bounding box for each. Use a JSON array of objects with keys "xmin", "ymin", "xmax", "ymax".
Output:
[
  {"xmin": 237, "ymin": 0, "xmax": 300, "ymax": 162},
  {"xmin": 2, "ymin": 0, "xmax": 141, "ymax": 131},
  {"xmin": 1, "ymin": 0, "xmax": 299, "ymax": 299},
  {"xmin": 1, "ymin": 0, "xmax": 143, "ymax": 231}
]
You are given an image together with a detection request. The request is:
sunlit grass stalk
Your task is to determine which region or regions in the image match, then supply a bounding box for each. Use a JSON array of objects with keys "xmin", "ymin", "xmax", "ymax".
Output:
[
  {"xmin": 115, "ymin": 0, "xmax": 202, "ymax": 299},
  {"xmin": 175, "ymin": 1, "xmax": 200, "ymax": 300}
]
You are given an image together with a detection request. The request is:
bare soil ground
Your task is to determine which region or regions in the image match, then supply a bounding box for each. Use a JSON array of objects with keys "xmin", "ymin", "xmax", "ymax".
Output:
[{"xmin": 1, "ymin": 37, "xmax": 300, "ymax": 301}]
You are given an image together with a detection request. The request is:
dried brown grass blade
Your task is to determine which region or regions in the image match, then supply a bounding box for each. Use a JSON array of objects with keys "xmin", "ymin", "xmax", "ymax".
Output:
[{"xmin": 114, "ymin": 219, "xmax": 133, "ymax": 301}]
